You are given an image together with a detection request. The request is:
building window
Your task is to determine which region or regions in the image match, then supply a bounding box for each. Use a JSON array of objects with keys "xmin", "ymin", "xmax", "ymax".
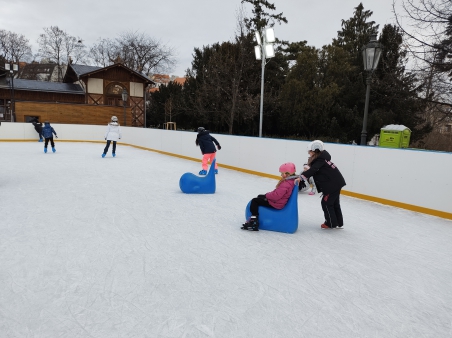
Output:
[{"xmin": 106, "ymin": 83, "xmax": 126, "ymax": 106}]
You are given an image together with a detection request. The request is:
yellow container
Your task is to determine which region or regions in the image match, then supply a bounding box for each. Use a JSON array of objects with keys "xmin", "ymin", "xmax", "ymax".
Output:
[{"xmin": 379, "ymin": 125, "xmax": 411, "ymax": 148}]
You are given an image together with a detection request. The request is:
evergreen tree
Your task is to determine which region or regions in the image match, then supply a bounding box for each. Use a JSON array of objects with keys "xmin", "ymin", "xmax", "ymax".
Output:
[
  {"xmin": 331, "ymin": 3, "xmax": 380, "ymax": 141},
  {"xmin": 436, "ymin": 14, "xmax": 452, "ymax": 79},
  {"xmin": 241, "ymin": 0, "xmax": 287, "ymax": 32}
]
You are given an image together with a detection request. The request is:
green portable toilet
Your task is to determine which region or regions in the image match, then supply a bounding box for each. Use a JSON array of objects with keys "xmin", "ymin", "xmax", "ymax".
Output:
[{"xmin": 379, "ymin": 124, "xmax": 411, "ymax": 148}]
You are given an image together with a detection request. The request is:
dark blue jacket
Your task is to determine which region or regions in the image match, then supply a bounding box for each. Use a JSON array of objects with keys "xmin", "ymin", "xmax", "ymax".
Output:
[
  {"xmin": 42, "ymin": 123, "xmax": 57, "ymax": 138},
  {"xmin": 195, "ymin": 130, "xmax": 220, "ymax": 154}
]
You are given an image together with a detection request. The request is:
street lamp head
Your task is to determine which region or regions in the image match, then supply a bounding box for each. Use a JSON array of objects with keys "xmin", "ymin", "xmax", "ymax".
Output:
[
  {"xmin": 254, "ymin": 45, "xmax": 262, "ymax": 60},
  {"xmin": 121, "ymin": 88, "xmax": 128, "ymax": 102},
  {"xmin": 4, "ymin": 63, "xmax": 18, "ymax": 72},
  {"xmin": 265, "ymin": 44, "xmax": 275, "ymax": 58},
  {"xmin": 255, "ymin": 31, "xmax": 262, "ymax": 45},
  {"xmin": 362, "ymin": 33, "xmax": 383, "ymax": 72},
  {"xmin": 265, "ymin": 28, "xmax": 275, "ymax": 43}
]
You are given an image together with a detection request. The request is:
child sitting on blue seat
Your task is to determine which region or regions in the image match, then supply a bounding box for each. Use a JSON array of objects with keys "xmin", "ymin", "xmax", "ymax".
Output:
[{"xmin": 242, "ymin": 162, "xmax": 298, "ymax": 231}]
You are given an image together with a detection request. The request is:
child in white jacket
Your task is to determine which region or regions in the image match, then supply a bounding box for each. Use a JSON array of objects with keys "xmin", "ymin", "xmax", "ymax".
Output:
[{"xmin": 102, "ymin": 116, "xmax": 122, "ymax": 158}]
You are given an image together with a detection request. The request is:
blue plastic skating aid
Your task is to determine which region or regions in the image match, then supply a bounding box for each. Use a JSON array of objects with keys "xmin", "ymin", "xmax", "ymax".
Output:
[
  {"xmin": 179, "ymin": 159, "xmax": 216, "ymax": 194},
  {"xmin": 245, "ymin": 184, "xmax": 299, "ymax": 234}
]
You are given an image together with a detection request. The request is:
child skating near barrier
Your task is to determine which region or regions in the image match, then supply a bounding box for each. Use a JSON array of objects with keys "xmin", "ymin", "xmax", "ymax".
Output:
[
  {"xmin": 42, "ymin": 121, "xmax": 58, "ymax": 153},
  {"xmin": 102, "ymin": 116, "xmax": 122, "ymax": 158}
]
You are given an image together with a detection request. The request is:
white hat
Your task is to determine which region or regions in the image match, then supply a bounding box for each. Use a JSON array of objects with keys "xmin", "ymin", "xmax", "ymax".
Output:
[{"xmin": 307, "ymin": 140, "xmax": 324, "ymax": 152}]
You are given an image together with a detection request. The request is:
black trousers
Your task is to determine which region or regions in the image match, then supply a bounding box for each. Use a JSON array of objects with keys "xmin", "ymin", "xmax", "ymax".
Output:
[
  {"xmin": 321, "ymin": 189, "xmax": 343, "ymax": 228},
  {"xmin": 103, "ymin": 140, "xmax": 117, "ymax": 154},
  {"xmin": 250, "ymin": 198, "xmax": 273, "ymax": 216},
  {"xmin": 35, "ymin": 127, "xmax": 42, "ymax": 139},
  {"xmin": 44, "ymin": 137, "xmax": 55, "ymax": 148}
]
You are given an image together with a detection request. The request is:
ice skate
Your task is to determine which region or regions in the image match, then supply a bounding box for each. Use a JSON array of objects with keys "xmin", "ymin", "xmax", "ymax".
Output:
[
  {"xmin": 102, "ymin": 153, "xmax": 106, "ymax": 158},
  {"xmin": 52, "ymin": 147, "xmax": 56, "ymax": 153},
  {"xmin": 241, "ymin": 217, "xmax": 259, "ymax": 231},
  {"xmin": 112, "ymin": 153, "xmax": 116, "ymax": 157}
]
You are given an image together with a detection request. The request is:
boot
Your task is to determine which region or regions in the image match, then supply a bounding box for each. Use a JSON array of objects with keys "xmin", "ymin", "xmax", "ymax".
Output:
[
  {"xmin": 112, "ymin": 153, "xmax": 116, "ymax": 157},
  {"xmin": 241, "ymin": 216, "xmax": 259, "ymax": 231},
  {"xmin": 52, "ymin": 147, "xmax": 56, "ymax": 153},
  {"xmin": 44, "ymin": 147, "xmax": 47, "ymax": 153}
]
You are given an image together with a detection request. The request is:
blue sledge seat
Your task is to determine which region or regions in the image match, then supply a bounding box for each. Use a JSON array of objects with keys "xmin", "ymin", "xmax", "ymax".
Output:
[
  {"xmin": 179, "ymin": 159, "xmax": 216, "ymax": 194},
  {"xmin": 245, "ymin": 184, "xmax": 299, "ymax": 233}
]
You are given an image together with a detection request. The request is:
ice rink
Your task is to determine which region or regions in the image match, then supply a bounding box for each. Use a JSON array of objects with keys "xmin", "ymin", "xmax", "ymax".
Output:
[{"xmin": 1, "ymin": 142, "xmax": 451, "ymax": 338}]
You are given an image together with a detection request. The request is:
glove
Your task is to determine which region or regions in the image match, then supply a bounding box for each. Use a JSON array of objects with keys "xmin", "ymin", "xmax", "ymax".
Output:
[
  {"xmin": 217, "ymin": 145, "xmax": 221, "ymax": 150},
  {"xmin": 298, "ymin": 180, "xmax": 307, "ymax": 190},
  {"xmin": 257, "ymin": 194, "xmax": 267, "ymax": 200},
  {"xmin": 55, "ymin": 135, "xmax": 58, "ymax": 138},
  {"xmin": 105, "ymin": 138, "xmax": 106, "ymax": 140}
]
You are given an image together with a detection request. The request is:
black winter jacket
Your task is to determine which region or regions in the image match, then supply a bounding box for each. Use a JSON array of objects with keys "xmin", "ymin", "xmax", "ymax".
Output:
[
  {"xmin": 301, "ymin": 150, "xmax": 346, "ymax": 194},
  {"xmin": 195, "ymin": 130, "xmax": 220, "ymax": 154}
]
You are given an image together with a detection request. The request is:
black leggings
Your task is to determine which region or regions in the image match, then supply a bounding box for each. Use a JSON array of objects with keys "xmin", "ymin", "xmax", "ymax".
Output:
[
  {"xmin": 321, "ymin": 189, "xmax": 343, "ymax": 228},
  {"xmin": 44, "ymin": 137, "xmax": 55, "ymax": 148},
  {"xmin": 103, "ymin": 140, "xmax": 117, "ymax": 154},
  {"xmin": 250, "ymin": 197, "xmax": 273, "ymax": 216}
]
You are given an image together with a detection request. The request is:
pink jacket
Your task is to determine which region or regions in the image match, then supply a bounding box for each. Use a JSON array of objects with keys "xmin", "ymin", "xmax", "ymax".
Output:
[{"xmin": 265, "ymin": 178, "xmax": 296, "ymax": 209}]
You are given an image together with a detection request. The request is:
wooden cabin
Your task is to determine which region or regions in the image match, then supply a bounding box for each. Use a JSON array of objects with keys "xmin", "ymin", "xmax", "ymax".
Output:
[{"xmin": 0, "ymin": 63, "xmax": 154, "ymax": 127}]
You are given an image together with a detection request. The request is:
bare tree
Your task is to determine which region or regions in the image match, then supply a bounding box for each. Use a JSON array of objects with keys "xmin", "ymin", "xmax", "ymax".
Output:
[
  {"xmin": 393, "ymin": 0, "xmax": 452, "ymax": 107},
  {"xmin": 88, "ymin": 31, "xmax": 175, "ymax": 74},
  {"xmin": 88, "ymin": 38, "xmax": 115, "ymax": 67},
  {"xmin": 38, "ymin": 26, "xmax": 86, "ymax": 81},
  {"xmin": 393, "ymin": 1, "xmax": 451, "ymax": 77},
  {"xmin": 0, "ymin": 29, "xmax": 32, "ymax": 62}
]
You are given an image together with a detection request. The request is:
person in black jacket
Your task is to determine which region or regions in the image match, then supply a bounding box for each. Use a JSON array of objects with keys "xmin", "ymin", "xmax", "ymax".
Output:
[
  {"xmin": 296, "ymin": 140, "xmax": 346, "ymax": 229},
  {"xmin": 195, "ymin": 127, "xmax": 221, "ymax": 175},
  {"xmin": 31, "ymin": 117, "xmax": 43, "ymax": 142}
]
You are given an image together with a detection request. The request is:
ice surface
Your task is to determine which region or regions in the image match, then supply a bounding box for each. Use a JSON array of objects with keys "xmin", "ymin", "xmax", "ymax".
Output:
[{"xmin": 1, "ymin": 142, "xmax": 451, "ymax": 337}]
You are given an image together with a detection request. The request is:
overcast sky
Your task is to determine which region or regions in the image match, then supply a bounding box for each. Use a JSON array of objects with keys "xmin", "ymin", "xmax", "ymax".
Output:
[{"xmin": 1, "ymin": 0, "xmax": 399, "ymax": 76}]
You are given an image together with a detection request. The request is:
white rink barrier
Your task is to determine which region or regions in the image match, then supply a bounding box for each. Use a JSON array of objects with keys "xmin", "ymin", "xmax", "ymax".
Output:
[{"xmin": 1, "ymin": 122, "xmax": 451, "ymax": 220}]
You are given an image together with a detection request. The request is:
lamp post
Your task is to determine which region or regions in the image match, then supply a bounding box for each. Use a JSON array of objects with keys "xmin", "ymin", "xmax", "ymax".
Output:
[
  {"xmin": 5, "ymin": 62, "xmax": 19, "ymax": 122},
  {"xmin": 360, "ymin": 34, "xmax": 383, "ymax": 145},
  {"xmin": 122, "ymin": 88, "xmax": 128, "ymax": 126},
  {"xmin": 254, "ymin": 27, "xmax": 275, "ymax": 138}
]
